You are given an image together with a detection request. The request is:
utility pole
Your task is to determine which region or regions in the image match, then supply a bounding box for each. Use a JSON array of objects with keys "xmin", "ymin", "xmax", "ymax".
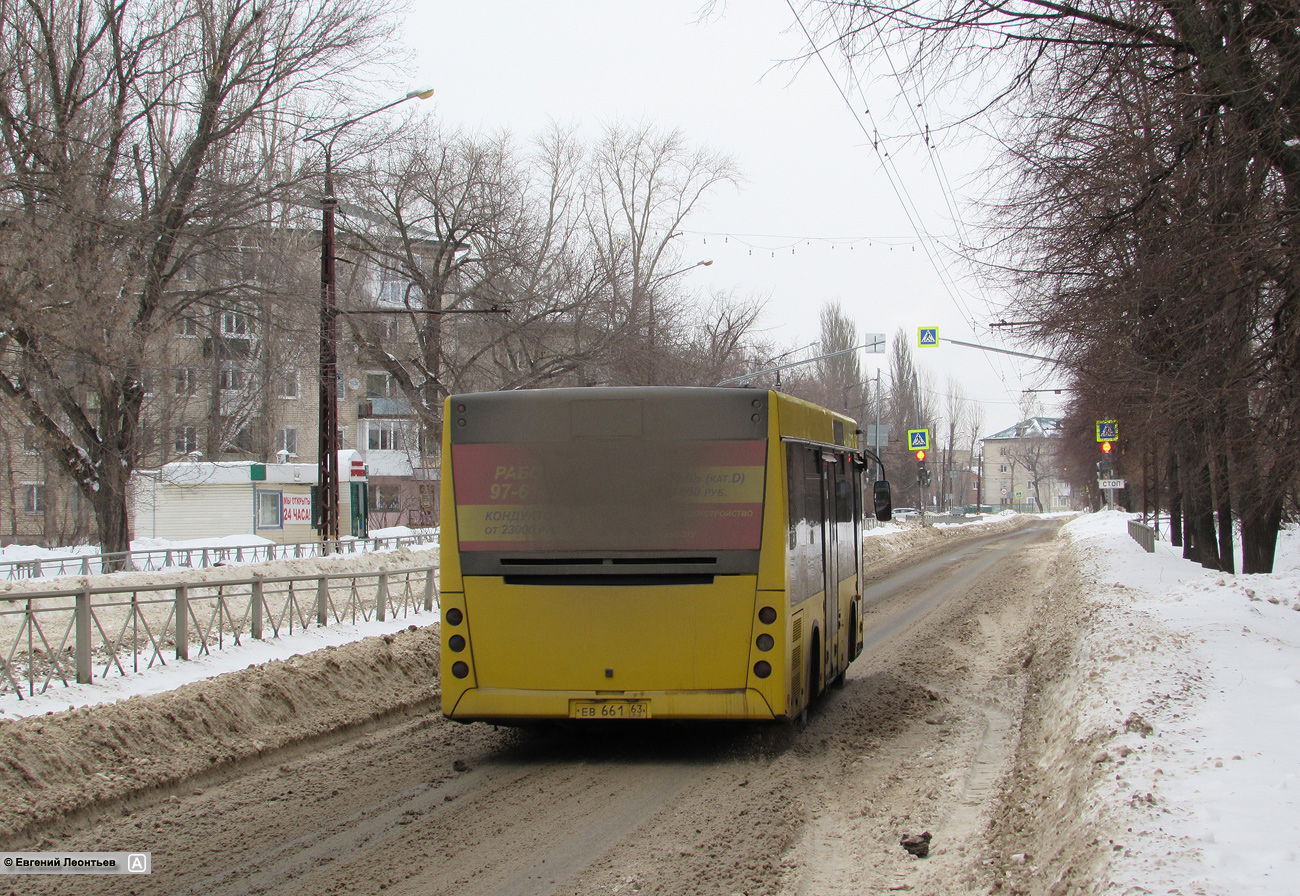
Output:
[
  {"xmin": 874, "ymin": 369, "xmax": 882, "ymax": 481},
  {"xmin": 304, "ymin": 88, "xmax": 433, "ymax": 547}
]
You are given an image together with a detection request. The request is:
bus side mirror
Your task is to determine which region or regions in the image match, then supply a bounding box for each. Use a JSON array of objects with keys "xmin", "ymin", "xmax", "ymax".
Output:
[{"xmin": 873, "ymin": 480, "xmax": 892, "ymax": 522}]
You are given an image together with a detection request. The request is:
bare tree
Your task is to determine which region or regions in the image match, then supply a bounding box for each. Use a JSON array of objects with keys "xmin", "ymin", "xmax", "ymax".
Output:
[
  {"xmin": 941, "ymin": 377, "xmax": 973, "ymax": 510},
  {"xmin": 814, "ymin": 301, "xmax": 862, "ymax": 413},
  {"xmin": 339, "ymin": 122, "xmax": 527, "ymax": 447},
  {"xmin": 799, "ymin": 0, "xmax": 1300, "ymax": 569},
  {"xmin": 586, "ymin": 121, "xmax": 739, "ymax": 384},
  {"xmin": 0, "ymin": 0, "xmax": 394, "ymax": 554},
  {"xmin": 883, "ymin": 328, "xmax": 936, "ymax": 506}
]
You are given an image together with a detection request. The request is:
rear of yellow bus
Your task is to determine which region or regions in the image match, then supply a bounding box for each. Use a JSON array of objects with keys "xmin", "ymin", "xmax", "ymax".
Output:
[{"xmin": 438, "ymin": 387, "xmax": 791, "ymax": 722}]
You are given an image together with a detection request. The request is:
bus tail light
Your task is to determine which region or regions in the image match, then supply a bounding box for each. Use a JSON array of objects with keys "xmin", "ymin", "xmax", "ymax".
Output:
[
  {"xmin": 451, "ymin": 661, "xmax": 470, "ymax": 679},
  {"xmin": 758, "ymin": 606, "xmax": 776, "ymax": 625},
  {"xmin": 756, "ymin": 633, "xmax": 774, "ymax": 651},
  {"xmin": 753, "ymin": 661, "xmax": 771, "ymax": 679}
]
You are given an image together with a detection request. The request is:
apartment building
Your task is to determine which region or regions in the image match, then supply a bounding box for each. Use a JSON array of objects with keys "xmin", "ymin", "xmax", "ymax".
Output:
[
  {"xmin": 1, "ymin": 232, "xmax": 439, "ymax": 546},
  {"xmin": 980, "ymin": 417, "xmax": 1074, "ymax": 512}
]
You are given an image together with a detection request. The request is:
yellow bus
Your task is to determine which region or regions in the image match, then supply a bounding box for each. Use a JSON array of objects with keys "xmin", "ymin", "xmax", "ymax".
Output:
[{"xmin": 439, "ymin": 387, "xmax": 891, "ymax": 723}]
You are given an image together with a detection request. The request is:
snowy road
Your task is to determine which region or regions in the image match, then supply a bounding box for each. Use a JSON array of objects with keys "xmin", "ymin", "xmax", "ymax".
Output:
[{"xmin": 8, "ymin": 518, "xmax": 1083, "ymax": 896}]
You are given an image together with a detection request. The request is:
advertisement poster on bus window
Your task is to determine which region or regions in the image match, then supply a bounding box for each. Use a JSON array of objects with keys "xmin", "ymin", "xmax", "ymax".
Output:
[{"xmin": 451, "ymin": 440, "xmax": 767, "ymax": 552}]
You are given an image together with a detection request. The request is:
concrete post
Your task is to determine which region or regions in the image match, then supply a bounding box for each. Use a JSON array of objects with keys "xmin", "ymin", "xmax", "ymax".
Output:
[
  {"xmin": 251, "ymin": 578, "xmax": 264, "ymax": 640},
  {"xmin": 75, "ymin": 587, "xmax": 92, "ymax": 684},
  {"xmin": 175, "ymin": 585, "xmax": 189, "ymax": 660}
]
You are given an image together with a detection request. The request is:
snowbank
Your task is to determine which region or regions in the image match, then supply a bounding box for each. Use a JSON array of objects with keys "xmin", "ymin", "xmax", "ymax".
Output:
[
  {"xmin": 0, "ymin": 624, "xmax": 440, "ymax": 844},
  {"xmin": 1052, "ymin": 511, "xmax": 1300, "ymax": 896}
]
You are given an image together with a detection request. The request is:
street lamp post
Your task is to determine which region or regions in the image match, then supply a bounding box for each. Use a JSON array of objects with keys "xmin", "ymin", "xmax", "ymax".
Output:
[
  {"xmin": 646, "ymin": 259, "xmax": 711, "ymax": 383},
  {"xmin": 305, "ymin": 88, "xmax": 433, "ymax": 546}
]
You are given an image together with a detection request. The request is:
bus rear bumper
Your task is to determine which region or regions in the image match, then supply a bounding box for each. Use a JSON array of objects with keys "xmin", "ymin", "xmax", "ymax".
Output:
[{"xmin": 444, "ymin": 688, "xmax": 778, "ymax": 722}]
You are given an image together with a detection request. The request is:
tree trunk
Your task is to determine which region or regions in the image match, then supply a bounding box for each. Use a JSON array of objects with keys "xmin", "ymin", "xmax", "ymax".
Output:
[
  {"xmin": 92, "ymin": 481, "xmax": 132, "ymax": 569},
  {"xmin": 1189, "ymin": 456, "xmax": 1221, "ymax": 571},
  {"xmin": 1167, "ymin": 447, "xmax": 1183, "ymax": 548},
  {"xmin": 1177, "ymin": 446, "xmax": 1197, "ymax": 560},
  {"xmin": 1228, "ymin": 421, "xmax": 1283, "ymax": 574},
  {"xmin": 1212, "ymin": 445, "xmax": 1235, "ymax": 574},
  {"xmin": 1240, "ymin": 498, "xmax": 1282, "ymax": 574}
]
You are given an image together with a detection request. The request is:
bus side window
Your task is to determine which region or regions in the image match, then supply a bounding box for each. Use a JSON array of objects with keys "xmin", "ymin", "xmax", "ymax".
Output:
[
  {"xmin": 787, "ymin": 444, "xmax": 825, "ymax": 608},
  {"xmin": 787, "ymin": 448, "xmax": 798, "ymax": 549}
]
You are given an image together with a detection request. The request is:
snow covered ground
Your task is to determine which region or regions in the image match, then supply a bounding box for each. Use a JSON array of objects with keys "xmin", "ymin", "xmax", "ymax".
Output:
[
  {"xmin": 0, "ymin": 512, "xmax": 1295, "ymax": 894},
  {"xmin": 1059, "ymin": 511, "xmax": 1300, "ymax": 896}
]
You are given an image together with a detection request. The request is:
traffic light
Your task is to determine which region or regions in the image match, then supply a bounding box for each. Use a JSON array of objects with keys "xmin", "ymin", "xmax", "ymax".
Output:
[
  {"xmin": 1098, "ymin": 441, "xmax": 1115, "ymax": 477},
  {"xmin": 915, "ymin": 449, "xmax": 928, "ymax": 488},
  {"xmin": 922, "ymin": 468, "xmax": 932, "ymax": 488}
]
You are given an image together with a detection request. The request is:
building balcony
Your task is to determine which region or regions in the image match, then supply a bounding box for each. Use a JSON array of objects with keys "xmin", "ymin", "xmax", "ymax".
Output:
[{"xmin": 357, "ymin": 397, "xmax": 412, "ymax": 418}]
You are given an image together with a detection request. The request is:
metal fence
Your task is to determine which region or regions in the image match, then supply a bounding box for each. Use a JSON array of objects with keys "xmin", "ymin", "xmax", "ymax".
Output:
[
  {"xmin": 0, "ymin": 530, "xmax": 438, "ymax": 581},
  {"xmin": 1128, "ymin": 518, "xmax": 1157, "ymax": 553},
  {"xmin": 0, "ymin": 565, "xmax": 438, "ymax": 700}
]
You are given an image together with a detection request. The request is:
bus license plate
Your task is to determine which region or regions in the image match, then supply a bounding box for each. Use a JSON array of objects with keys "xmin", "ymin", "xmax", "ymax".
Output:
[{"xmin": 569, "ymin": 700, "xmax": 651, "ymax": 720}]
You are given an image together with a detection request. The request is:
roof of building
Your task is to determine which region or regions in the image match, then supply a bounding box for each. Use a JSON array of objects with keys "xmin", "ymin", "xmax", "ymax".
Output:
[
  {"xmin": 982, "ymin": 417, "xmax": 1063, "ymax": 441},
  {"xmin": 141, "ymin": 451, "xmax": 364, "ymax": 485}
]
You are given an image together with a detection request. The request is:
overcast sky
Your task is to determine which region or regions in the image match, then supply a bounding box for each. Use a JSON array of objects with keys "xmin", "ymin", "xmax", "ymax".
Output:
[{"xmin": 400, "ymin": 1, "xmax": 1063, "ymax": 427}]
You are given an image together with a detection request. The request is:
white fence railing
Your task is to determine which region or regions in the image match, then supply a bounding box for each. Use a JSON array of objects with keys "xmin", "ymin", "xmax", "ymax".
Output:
[
  {"xmin": 0, "ymin": 530, "xmax": 437, "ymax": 581},
  {"xmin": 0, "ymin": 565, "xmax": 438, "ymax": 700}
]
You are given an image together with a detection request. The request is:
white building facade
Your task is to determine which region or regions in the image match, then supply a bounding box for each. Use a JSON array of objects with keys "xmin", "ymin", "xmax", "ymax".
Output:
[{"xmin": 980, "ymin": 417, "xmax": 1074, "ymax": 512}]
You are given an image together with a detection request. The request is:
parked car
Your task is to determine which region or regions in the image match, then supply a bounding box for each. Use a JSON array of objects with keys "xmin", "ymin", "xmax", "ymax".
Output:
[{"xmin": 891, "ymin": 507, "xmax": 920, "ymax": 521}]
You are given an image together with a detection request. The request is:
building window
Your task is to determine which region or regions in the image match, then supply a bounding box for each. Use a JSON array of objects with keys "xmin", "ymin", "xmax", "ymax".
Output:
[
  {"xmin": 369, "ymin": 484, "xmax": 401, "ymax": 512},
  {"xmin": 277, "ymin": 369, "xmax": 299, "ymax": 399},
  {"xmin": 999, "ymin": 464, "xmax": 1007, "ymax": 473},
  {"xmin": 22, "ymin": 484, "xmax": 44, "ymax": 514},
  {"xmin": 221, "ymin": 310, "xmax": 250, "ymax": 338},
  {"xmin": 228, "ymin": 425, "xmax": 253, "ymax": 452},
  {"xmin": 277, "ymin": 427, "xmax": 298, "ymax": 456},
  {"xmin": 176, "ymin": 315, "xmax": 199, "ymax": 337},
  {"xmin": 256, "ymin": 490, "xmax": 282, "ymax": 529},
  {"xmin": 366, "ymin": 420, "xmax": 404, "ymax": 451},
  {"xmin": 220, "ymin": 361, "xmax": 244, "ymax": 392},
  {"xmin": 376, "ymin": 270, "xmax": 421, "ymax": 306},
  {"xmin": 23, "ymin": 427, "xmax": 38, "ymax": 455},
  {"xmin": 174, "ymin": 367, "xmax": 198, "ymax": 396},
  {"xmin": 174, "ymin": 426, "xmax": 199, "ymax": 454},
  {"xmin": 365, "ymin": 372, "xmax": 397, "ymax": 399}
]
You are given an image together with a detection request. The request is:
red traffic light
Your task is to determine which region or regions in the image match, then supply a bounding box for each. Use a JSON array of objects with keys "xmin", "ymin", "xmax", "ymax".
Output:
[
  {"xmin": 915, "ymin": 449, "xmax": 926, "ymax": 462},
  {"xmin": 1100, "ymin": 441, "xmax": 1113, "ymax": 454}
]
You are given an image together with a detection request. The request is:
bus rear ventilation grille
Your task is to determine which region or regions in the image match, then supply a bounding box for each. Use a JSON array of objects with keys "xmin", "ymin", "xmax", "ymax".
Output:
[
  {"xmin": 504, "ymin": 574, "xmax": 716, "ymax": 587},
  {"xmin": 498, "ymin": 557, "xmax": 719, "ymax": 567}
]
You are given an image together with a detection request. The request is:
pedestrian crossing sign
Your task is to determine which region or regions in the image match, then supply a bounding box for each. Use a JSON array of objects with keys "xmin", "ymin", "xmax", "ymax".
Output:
[
  {"xmin": 918, "ymin": 327, "xmax": 939, "ymax": 347},
  {"xmin": 1096, "ymin": 420, "xmax": 1119, "ymax": 442},
  {"xmin": 908, "ymin": 429, "xmax": 930, "ymax": 451}
]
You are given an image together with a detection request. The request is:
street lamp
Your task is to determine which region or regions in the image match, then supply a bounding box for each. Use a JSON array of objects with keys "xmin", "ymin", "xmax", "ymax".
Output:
[
  {"xmin": 646, "ymin": 259, "xmax": 712, "ymax": 383},
  {"xmin": 304, "ymin": 88, "xmax": 433, "ymax": 546}
]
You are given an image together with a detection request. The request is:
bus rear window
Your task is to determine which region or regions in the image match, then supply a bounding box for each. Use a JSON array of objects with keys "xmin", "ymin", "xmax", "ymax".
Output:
[{"xmin": 451, "ymin": 439, "xmax": 766, "ymax": 553}]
